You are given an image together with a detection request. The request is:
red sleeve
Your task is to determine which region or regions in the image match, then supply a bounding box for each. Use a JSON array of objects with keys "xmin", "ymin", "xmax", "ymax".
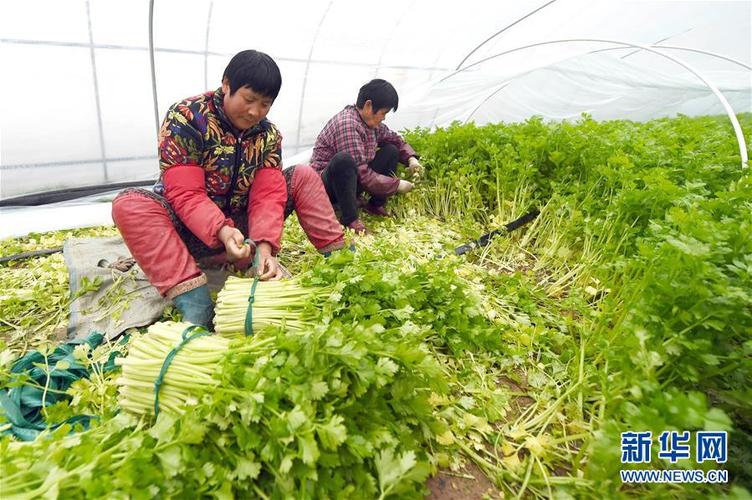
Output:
[
  {"xmin": 357, "ymin": 165, "xmax": 400, "ymax": 196},
  {"xmin": 247, "ymin": 167, "xmax": 287, "ymax": 254},
  {"xmin": 163, "ymin": 165, "xmax": 234, "ymax": 249}
]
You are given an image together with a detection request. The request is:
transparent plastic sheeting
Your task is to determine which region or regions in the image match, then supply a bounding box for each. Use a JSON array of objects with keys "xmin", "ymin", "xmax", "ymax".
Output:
[
  {"xmin": 0, "ymin": 150, "xmax": 314, "ymax": 240},
  {"xmin": 0, "ymin": 197, "xmax": 117, "ymax": 240},
  {"xmin": 1, "ymin": 0, "xmax": 750, "ymax": 203}
]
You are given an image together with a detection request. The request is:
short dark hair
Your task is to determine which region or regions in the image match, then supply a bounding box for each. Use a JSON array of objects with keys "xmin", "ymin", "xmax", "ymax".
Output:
[
  {"xmin": 222, "ymin": 50, "xmax": 282, "ymax": 99},
  {"xmin": 356, "ymin": 79, "xmax": 399, "ymax": 112}
]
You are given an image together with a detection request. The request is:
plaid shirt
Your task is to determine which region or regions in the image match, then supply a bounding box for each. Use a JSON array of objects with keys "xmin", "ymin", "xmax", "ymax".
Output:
[{"xmin": 310, "ymin": 105, "xmax": 417, "ymax": 196}]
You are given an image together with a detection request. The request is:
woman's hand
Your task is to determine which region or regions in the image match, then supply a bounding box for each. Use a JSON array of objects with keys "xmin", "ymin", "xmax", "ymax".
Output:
[
  {"xmin": 218, "ymin": 226, "xmax": 251, "ymax": 262},
  {"xmin": 255, "ymin": 242, "xmax": 284, "ymax": 281}
]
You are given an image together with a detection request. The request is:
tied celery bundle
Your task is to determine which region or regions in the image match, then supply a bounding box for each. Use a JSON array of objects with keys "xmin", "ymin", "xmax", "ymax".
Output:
[
  {"xmin": 114, "ymin": 322, "xmax": 215, "ymax": 418},
  {"xmin": 116, "ymin": 321, "xmax": 277, "ymax": 417},
  {"xmin": 116, "ymin": 321, "xmax": 229, "ymax": 416},
  {"xmin": 213, "ymin": 276, "xmax": 326, "ymax": 338}
]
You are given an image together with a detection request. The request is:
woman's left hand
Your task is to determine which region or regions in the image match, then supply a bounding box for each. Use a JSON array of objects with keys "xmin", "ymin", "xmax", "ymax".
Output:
[{"xmin": 255, "ymin": 242, "xmax": 285, "ymax": 280}]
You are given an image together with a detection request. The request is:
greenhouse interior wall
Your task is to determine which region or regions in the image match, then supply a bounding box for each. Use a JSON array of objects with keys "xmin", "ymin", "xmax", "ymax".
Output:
[{"xmin": 1, "ymin": 0, "xmax": 750, "ymax": 236}]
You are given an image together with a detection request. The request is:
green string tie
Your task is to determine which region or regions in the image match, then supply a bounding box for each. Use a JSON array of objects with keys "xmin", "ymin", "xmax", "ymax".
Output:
[
  {"xmin": 244, "ymin": 239, "xmax": 261, "ymax": 337},
  {"xmin": 153, "ymin": 324, "xmax": 211, "ymax": 417}
]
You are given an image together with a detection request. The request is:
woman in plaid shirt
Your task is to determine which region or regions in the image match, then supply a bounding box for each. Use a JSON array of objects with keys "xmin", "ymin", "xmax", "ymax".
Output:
[{"xmin": 308, "ymin": 79, "xmax": 424, "ymax": 234}]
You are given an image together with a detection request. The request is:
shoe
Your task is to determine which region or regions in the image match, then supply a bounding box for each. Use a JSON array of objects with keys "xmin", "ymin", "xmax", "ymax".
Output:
[
  {"xmin": 346, "ymin": 219, "xmax": 370, "ymax": 235},
  {"xmin": 173, "ymin": 284, "xmax": 214, "ymax": 329},
  {"xmin": 362, "ymin": 202, "xmax": 390, "ymax": 217}
]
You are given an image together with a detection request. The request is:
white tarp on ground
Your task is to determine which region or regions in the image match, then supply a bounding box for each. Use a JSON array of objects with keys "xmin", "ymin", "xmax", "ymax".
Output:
[{"xmin": 1, "ymin": 0, "xmax": 750, "ymax": 220}]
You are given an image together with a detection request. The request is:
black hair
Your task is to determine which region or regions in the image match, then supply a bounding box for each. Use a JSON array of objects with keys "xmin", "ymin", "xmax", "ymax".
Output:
[
  {"xmin": 356, "ymin": 79, "xmax": 399, "ymax": 112},
  {"xmin": 222, "ymin": 50, "xmax": 282, "ymax": 99}
]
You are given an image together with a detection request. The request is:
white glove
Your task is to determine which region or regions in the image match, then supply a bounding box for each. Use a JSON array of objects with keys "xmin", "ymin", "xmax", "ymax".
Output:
[
  {"xmin": 407, "ymin": 156, "xmax": 423, "ymax": 180},
  {"xmin": 397, "ymin": 179, "xmax": 414, "ymax": 194}
]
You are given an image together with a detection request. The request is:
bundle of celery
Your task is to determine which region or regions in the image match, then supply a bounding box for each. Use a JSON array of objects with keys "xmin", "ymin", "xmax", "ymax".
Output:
[
  {"xmin": 116, "ymin": 321, "xmax": 229, "ymax": 417},
  {"xmin": 213, "ymin": 276, "xmax": 325, "ymax": 338}
]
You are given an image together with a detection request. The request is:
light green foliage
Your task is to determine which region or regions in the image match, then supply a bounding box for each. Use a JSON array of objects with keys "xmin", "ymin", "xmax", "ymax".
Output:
[{"xmin": 400, "ymin": 113, "xmax": 752, "ymax": 495}]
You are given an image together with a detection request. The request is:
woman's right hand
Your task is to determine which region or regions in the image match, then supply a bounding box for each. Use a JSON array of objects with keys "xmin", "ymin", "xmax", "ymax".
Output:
[
  {"xmin": 218, "ymin": 226, "xmax": 251, "ymax": 262},
  {"xmin": 397, "ymin": 179, "xmax": 414, "ymax": 194}
]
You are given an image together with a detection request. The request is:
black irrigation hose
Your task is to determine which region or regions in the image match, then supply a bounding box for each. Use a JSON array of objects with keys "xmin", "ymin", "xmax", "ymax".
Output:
[
  {"xmin": 0, "ymin": 180, "xmax": 155, "ymax": 207},
  {"xmin": 454, "ymin": 209, "xmax": 540, "ymax": 256},
  {"xmin": 0, "ymin": 248, "xmax": 63, "ymax": 265}
]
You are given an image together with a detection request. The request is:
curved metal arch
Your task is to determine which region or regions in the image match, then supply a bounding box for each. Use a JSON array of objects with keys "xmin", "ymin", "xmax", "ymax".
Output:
[
  {"xmin": 463, "ymin": 82, "xmax": 510, "ymax": 124},
  {"xmin": 295, "ymin": 0, "xmax": 335, "ymax": 154},
  {"xmin": 203, "ymin": 0, "xmax": 214, "ymax": 90},
  {"xmin": 436, "ymin": 38, "xmax": 748, "ymax": 168},
  {"xmin": 601, "ymin": 44, "xmax": 752, "ymax": 71},
  {"xmin": 373, "ymin": 0, "xmax": 417, "ymax": 78},
  {"xmin": 85, "ymin": 0, "xmax": 108, "ymax": 182},
  {"xmin": 616, "ymin": 29, "xmax": 693, "ymax": 61},
  {"xmin": 464, "ymin": 43, "xmax": 752, "ymax": 123},
  {"xmin": 148, "ymin": 0, "xmax": 160, "ymax": 138},
  {"xmin": 455, "ymin": 0, "xmax": 559, "ymax": 70}
]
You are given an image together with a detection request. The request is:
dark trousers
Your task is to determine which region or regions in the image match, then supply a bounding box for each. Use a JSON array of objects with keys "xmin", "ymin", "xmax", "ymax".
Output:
[{"xmin": 320, "ymin": 143, "xmax": 399, "ymax": 225}]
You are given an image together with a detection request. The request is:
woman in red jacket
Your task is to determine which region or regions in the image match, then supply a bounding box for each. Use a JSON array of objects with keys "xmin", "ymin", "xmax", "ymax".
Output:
[{"xmin": 112, "ymin": 50, "xmax": 344, "ymax": 328}]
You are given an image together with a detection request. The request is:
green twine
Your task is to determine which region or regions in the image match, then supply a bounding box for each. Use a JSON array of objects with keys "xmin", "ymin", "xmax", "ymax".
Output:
[
  {"xmin": 244, "ymin": 239, "xmax": 261, "ymax": 337},
  {"xmin": 153, "ymin": 325, "xmax": 211, "ymax": 417}
]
